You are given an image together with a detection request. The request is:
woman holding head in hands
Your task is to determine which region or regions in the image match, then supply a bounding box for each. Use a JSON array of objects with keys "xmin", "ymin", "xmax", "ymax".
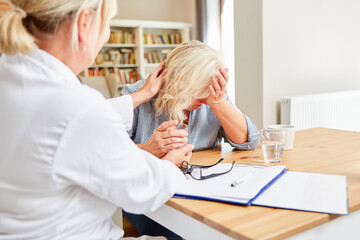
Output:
[
  {"xmin": 0, "ymin": 0, "xmax": 193, "ymax": 239},
  {"xmin": 124, "ymin": 40, "xmax": 259, "ymax": 157},
  {"xmin": 122, "ymin": 40, "xmax": 259, "ymax": 238}
]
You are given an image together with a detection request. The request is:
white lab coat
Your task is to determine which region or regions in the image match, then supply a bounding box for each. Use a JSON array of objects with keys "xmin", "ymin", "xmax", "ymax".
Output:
[{"xmin": 0, "ymin": 50, "xmax": 185, "ymax": 239}]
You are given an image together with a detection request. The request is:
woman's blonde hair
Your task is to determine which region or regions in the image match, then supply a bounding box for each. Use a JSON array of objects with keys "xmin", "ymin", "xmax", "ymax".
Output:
[
  {"xmin": 0, "ymin": 0, "xmax": 116, "ymax": 55},
  {"xmin": 154, "ymin": 40, "xmax": 224, "ymax": 123}
]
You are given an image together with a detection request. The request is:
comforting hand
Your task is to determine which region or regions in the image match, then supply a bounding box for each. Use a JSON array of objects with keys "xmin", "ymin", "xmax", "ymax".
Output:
[
  {"xmin": 140, "ymin": 120, "xmax": 188, "ymax": 158},
  {"xmin": 162, "ymin": 144, "xmax": 194, "ymax": 167},
  {"xmin": 139, "ymin": 61, "xmax": 167, "ymax": 101},
  {"xmin": 206, "ymin": 67, "xmax": 229, "ymax": 108}
]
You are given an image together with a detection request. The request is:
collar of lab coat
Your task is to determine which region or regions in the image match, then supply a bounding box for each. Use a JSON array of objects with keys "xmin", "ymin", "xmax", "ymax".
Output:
[
  {"xmin": 28, "ymin": 49, "xmax": 81, "ymax": 86},
  {"xmin": 1, "ymin": 49, "xmax": 82, "ymax": 87}
]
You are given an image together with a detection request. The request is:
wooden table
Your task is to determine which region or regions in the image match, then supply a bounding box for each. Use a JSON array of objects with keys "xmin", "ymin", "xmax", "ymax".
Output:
[{"xmin": 146, "ymin": 128, "xmax": 360, "ymax": 239}]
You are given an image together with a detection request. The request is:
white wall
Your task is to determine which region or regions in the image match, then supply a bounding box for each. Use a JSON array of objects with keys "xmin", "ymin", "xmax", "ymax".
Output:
[
  {"xmin": 263, "ymin": 0, "xmax": 360, "ymax": 127},
  {"xmin": 115, "ymin": 0, "xmax": 196, "ymax": 39},
  {"xmin": 234, "ymin": 0, "xmax": 263, "ymax": 128},
  {"xmin": 234, "ymin": 0, "xmax": 360, "ymax": 128}
]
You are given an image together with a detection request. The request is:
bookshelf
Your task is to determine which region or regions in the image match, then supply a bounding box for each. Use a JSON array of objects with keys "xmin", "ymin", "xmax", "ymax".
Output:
[{"xmin": 80, "ymin": 19, "xmax": 191, "ymax": 97}]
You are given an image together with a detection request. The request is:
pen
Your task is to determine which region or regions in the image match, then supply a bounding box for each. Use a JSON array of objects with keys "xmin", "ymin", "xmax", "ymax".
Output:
[
  {"xmin": 236, "ymin": 163, "xmax": 266, "ymax": 168},
  {"xmin": 231, "ymin": 172, "xmax": 253, "ymax": 187}
]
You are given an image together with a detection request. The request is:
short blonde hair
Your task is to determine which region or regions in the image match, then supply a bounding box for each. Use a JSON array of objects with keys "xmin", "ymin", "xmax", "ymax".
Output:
[
  {"xmin": 0, "ymin": 0, "xmax": 116, "ymax": 55},
  {"xmin": 154, "ymin": 40, "xmax": 224, "ymax": 123}
]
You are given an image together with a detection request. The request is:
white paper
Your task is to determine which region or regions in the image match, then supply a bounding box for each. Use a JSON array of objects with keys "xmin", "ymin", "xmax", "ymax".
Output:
[
  {"xmin": 252, "ymin": 171, "xmax": 349, "ymax": 215},
  {"xmin": 176, "ymin": 164, "xmax": 286, "ymax": 203}
]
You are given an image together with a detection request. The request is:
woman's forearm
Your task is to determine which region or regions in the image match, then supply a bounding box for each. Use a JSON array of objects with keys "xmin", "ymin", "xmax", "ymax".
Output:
[
  {"xmin": 211, "ymin": 100, "xmax": 248, "ymax": 144},
  {"xmin": 130, "ymin": 91, "xmax": 152, "ymax": 109}
]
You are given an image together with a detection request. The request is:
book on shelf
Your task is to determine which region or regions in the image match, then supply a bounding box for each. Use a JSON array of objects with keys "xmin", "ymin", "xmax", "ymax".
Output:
[
  {"xmin": 151, "ymin": 34, "xmax": 156, "ymax": 44},
  {"xmin": 143, "ymin": 34, "xmax": 148, "ymax": 44},
  {"xmin": 95, "ymin": 53, "xmax": 104, "ymax": 65},
  {"xmin": 94, "ymin": 48, "xmax": 135, "ymax": 65},
  {"xmin": 117, "ymin": 68, "xmax": 141, "ymax": 85},
  {"xmin": 144, "ymin": 52, "xmax": 152, "ymax": 64},
  {"xmin": 156, "ymin": 35, "xmax": 162, "ymax": 45},
  {"xmin": 159, "ymin": 35, "xmax": 165, "ymax": 44},
  {"xmin": 143, "ymin": 33, "xmax": 182, "ymax": 45},
  {"xmin": 108, "ymin": 30, "xmax": 135, "ymax": 44},
  {"xmin": 87, "ymin": 67, "xmax": 141, "ymax": 85},
  {"xmin": 144, "ymin": 49, "xmax": 172, "ymax": 64},
  {"xmin": 120, "ymin": 49, "xmax": 135, "ymax": 65},
  {"xmin": 170, "ymin": 34, "xmax": 175, "ymax": 45},
  {"xmin": 175, "ymin": 33, "xmax": 181, "ymax": 44},
  {"xmin": 151, "ymin": 52, "xmax": 158, "ymax": 63},
  {"xmin": 109, "ymin": 29, "xmax": 122, "ymax": 44},
  {"xmin": 143, "ymin": 34, "xmax": 156, "ymax": 44},
  {"xmin": 108, "ymin": 50, "xmax": 121, "ymax": 65}
]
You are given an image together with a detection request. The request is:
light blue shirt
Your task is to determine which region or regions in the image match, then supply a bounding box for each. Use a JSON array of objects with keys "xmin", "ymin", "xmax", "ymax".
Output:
[{"xmin": 122, "ymin": 79, "xmax": 259, "ymax": 151}]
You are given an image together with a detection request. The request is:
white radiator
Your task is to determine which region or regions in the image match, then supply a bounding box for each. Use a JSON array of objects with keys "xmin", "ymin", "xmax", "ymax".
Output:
[{"xmin": 281, "ymin": 90, "xmax": 360, "ymax": 131}]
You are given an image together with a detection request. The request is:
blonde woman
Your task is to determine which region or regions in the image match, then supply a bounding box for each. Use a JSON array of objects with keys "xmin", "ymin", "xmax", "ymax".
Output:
[
  {"xmin": 0, "ymin": 0, "xmax": 194, "ymax": 239},
  {"xmin": 123, "ymin": 40, "xmax": 259, "ymax": 157},
  {"xmin": 121, "ymin": 40, "xmax": 259, "ymax": 237}
]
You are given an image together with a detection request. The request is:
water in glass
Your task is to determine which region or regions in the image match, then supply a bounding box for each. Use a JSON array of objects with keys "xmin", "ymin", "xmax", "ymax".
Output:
[{"xmin": 262, "ymin": 141, "xmax": 284, "ymax": 163}]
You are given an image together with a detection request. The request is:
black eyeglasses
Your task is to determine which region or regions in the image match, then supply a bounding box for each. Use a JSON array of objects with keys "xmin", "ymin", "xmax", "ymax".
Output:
[{"xmin": 181, "ymin": 158, "xmax": 235, "ymax": 180}]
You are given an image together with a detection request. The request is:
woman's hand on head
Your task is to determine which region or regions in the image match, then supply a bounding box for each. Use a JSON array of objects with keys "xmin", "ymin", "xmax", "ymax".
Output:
[
  {"xmin": 206, "ymin": 68, "xmax": 229, "ymax": 108},
  {"xmin": 140, "ymin": 61, "xmax": 167, "ymax": 102},
  {"xmin": 130, "ymin": 61, "xmax": 166, "ymax": 108},
  {"xmin": 140, "ymin": 120, "xmax": 189, "ymax": 158},
  {"xmin": 162, "ymin": 144, "xmax": 194, "ymax": 168}
]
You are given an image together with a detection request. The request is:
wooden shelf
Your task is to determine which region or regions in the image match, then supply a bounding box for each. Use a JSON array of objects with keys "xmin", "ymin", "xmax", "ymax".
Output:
[
  {"xmin": 80, "ymin": 20, "xmax": 191, "ymax": 98},
  {"xmin": 90, "ymin": 64, "xmax": 138, "ymax": 68},
  {"xmin": 144, "ymin": 44, "xmax": 180, "ymax": 48},
  {"xmin": 89, "ymin": 20, "xmax": 190, "ymax": 78},
  {"xmin": 144, "ymin": 63, "xmax": 161, "ymax": 67},
  {"xmin": 103, "ymin": 44, "xmax": 137, "ymax": 48}
]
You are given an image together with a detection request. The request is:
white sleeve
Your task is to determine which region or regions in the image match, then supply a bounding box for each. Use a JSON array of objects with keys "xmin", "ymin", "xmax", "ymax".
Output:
[
  {"xmin": 107, "ymin": 95, "xmax": 133, "ymax": 131},
  {"xmin": 52, "ymin": 99, "xmax": 185, "ymax": 214}
]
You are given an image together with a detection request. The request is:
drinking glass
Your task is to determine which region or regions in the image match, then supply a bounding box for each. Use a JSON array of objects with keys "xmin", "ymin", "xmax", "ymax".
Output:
[
  {"xmin": 176, "ymin": 123, "xmax": 188, "ymax": 132},
  {"xmin": 175, "ymin": 123, "xmax": 189, "ymax": 146},
  {"xmin": 260, "ymin": 129, "xmax": 285, "ymax": 163}
]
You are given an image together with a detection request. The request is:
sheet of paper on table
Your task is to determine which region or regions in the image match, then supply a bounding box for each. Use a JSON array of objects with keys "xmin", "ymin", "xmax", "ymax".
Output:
[
  {"xmin": 252, "ymin": 171, "xmax": 348, "ymax": 215},
  {"xmin": 175, "ymin": 164, "xmax": 286, "ymax": 205},
  {"xmin": 175, "ymin": 163, "xmax": 349, "ymax": 214}
]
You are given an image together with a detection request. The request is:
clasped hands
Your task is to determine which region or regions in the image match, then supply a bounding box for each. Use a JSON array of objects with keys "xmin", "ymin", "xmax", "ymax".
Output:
[{"xmin": 139, "ymin": 120, "xmax": 190, "ymax": 158}]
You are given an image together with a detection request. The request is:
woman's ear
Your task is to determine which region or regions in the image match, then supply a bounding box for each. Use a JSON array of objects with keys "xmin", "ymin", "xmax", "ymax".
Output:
[{"xmin": 77, "ymin": 8, "xmax": 91, "ymax": 49}]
